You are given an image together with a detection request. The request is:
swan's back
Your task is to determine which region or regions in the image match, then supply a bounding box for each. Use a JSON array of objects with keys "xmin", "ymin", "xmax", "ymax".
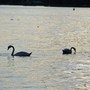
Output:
[
  {"xmin": 14, "ymin": 52, "xmax": 32, "ymax": 57},
  {"xmin": 63, "ymin": 48, "xmax": 72, "ymax": 54}
]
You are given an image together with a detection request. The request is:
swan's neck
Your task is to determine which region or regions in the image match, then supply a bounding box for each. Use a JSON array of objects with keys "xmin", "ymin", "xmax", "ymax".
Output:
[
  {"xmin": 11, "ymin": 46, "xmax": 15, "ymax": 56},
  {"xmin": 71, "ymin": 47, "xmax": 76, "ymax": 54}
]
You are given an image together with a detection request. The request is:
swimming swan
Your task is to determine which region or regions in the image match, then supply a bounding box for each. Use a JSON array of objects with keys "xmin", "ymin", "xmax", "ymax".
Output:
[
  {"xmin": 7, "ymin": 45, "xmax": 32, "ymax": 57},
  {"xmin": 62, "ymin": 47, "xmax": 76, "ymax": 54}
]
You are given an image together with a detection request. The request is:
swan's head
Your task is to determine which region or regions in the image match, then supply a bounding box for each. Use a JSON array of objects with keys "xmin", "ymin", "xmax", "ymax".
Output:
[{"xmin": 7, "ymin": 45, "xmax": 13, "ymax": 50}]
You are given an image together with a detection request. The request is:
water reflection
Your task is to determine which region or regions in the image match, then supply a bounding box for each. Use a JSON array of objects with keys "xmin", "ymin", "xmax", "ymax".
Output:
[{"xmin": 7, "ymin": 56, "xmax": 15, "ymax": 67}]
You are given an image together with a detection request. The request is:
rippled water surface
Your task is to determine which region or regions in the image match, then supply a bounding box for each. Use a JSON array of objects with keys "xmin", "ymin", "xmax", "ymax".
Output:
[{"xmin": 0, "ymin": 6, "xmax": 90, "ymax": 90}]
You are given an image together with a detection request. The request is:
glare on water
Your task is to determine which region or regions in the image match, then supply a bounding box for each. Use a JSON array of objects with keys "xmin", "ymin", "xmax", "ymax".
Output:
[{"xmin": 0, "ymin": 6, "xmax": 90, "ymax": 90}]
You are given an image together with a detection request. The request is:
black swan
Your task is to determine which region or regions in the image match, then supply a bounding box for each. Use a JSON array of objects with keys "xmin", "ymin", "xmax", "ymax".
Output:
[
  {"xmin": 7, "ymin": 45, "xmax": 32, "ymax": 57},
  {"xmin": 62, "ymin": 47, "xmax": 76, "ymax": 54}
]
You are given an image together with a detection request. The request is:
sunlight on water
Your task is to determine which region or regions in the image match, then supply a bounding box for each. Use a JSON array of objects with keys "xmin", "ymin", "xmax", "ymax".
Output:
[{"xmin": 0, "ymin": 6, "xmax": 90, "ymax": 90}]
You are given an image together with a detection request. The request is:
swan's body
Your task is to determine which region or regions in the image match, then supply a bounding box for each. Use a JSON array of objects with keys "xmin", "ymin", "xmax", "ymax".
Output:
[
  {"xmin": 62, "ymin": 47, "xmax": 76, "ymax": 54},
  {"xmin": 7, "ymin": 45, "xmax": 32, "ymax": 57}
]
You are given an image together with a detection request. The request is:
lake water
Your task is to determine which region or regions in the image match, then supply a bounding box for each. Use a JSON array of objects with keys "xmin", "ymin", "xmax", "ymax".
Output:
[{"xmin": 0, "ymin": 6, "xmax": 90, "ymax": 90}]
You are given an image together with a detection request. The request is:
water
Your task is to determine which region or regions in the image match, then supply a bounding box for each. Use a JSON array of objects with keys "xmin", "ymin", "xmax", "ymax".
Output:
[{"xmin": 0, "ymin": 6, "xmax": 90, "ymax": 90}]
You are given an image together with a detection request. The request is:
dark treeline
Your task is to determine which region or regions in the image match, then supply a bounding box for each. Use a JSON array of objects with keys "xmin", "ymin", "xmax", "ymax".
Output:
[{"xmin": 0, "ymin": 0, "xmax": 90, "ymax": 7}]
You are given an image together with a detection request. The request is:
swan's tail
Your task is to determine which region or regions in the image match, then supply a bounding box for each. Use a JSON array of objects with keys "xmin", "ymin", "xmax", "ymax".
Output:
[{"xmin": 29, "ymin": 52, "xmax": 32, "ymax": 56}]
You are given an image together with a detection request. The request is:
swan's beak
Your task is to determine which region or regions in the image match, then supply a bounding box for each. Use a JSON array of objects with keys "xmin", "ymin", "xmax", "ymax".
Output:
[{"xmin": 74, "ymin": 52, "xmax": 76, "ymax": 54}]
